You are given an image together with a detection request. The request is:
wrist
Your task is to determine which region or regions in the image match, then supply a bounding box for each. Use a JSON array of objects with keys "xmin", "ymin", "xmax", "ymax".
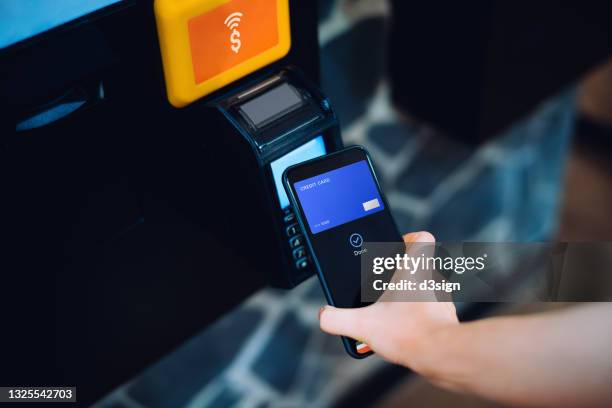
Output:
[{"xmin": 404, "ymin": 320, "xmax": 460, "ymax": 382}]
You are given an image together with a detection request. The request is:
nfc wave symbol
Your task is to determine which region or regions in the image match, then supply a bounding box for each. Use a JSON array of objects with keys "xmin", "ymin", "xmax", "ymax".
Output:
[{"xmin": 224, "ymin": 12, "xmax": 243, "ymax": 54}]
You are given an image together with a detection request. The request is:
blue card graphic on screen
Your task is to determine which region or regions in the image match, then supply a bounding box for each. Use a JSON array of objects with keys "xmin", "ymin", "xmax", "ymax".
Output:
[
  {"xmin": 294, "ymin": 160, "xmax": 384, "ymax": 234},
  {"xmin": 270, "ymin": 136, "xmax": 326, "ymax": 209}
]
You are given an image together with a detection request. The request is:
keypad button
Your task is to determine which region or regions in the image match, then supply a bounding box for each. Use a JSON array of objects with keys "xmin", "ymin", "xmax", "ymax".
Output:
[
  {"xmin": 286, "ymin": 223, "xmax": 299, "ymax": 237},
  {"xmin": 296, "ymin": 257, "xmax": 308, "ymax": 270},
  {"xmin": 293, "ymin": 246, "xmax": 306, "ymax": 260},
  {"xmin": 284, "ymin": 213, "xmax": 295, "ymax": 223},
  {"xmin": 289, "ymin": 235, "xmax": 303, "ymax": 248}
]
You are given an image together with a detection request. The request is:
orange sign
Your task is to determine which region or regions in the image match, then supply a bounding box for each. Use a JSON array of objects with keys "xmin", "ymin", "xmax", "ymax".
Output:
[
  {"xmin": 188, "ymin": 0, "xmax": 279, "ymax": 85},
  {"xmin": 154, "ymin": 0, "xmax": 291, "ymax": 107}
]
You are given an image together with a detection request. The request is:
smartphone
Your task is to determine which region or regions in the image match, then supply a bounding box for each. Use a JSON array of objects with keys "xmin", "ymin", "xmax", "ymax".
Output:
[{"xmin": 283, "ymin": 146, "xmax": 403, "ymax": 358}]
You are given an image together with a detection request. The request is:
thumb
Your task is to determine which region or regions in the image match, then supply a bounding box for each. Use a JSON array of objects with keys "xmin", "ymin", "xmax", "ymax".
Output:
[{"xmin": 319, "ymin": 305, "xmax": 370, "ymax": 341}]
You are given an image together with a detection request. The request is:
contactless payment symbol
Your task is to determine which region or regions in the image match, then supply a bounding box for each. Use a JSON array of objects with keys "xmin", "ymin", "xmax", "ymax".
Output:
[
  {"xmin": 224, "ymin": 12, "xmax": 243, "ymax": 53},
  {"xmin": 349, "ymin": 233, "xmax": 363, "ymax": 248}
]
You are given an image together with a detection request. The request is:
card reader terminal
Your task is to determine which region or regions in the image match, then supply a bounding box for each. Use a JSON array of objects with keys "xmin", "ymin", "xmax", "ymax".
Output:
[{"xmin": 212, "ymin": 68, "xmax": 343, "ymax": 287}]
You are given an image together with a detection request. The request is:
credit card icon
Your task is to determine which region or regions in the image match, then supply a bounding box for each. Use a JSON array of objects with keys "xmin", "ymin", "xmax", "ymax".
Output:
[
  {"xmin": 294, "ymin": 160, "xmax": 385, "ymax": 233},
  {"xmin": 362, "ymin": 198, "xmax": 381, "ymax": 212},
  {"xmin": 356, "ymin": 341, "xmax": 371, "ymax": 354}
]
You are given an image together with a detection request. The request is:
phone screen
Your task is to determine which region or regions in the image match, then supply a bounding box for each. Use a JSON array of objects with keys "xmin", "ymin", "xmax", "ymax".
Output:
[{"xmin": 284, "ymin": 147, "xmax": 402, "ymax": 357}]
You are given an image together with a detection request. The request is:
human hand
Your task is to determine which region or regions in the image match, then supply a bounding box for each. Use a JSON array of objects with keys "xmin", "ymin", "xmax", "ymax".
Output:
[
  {"xmin": 322, "ymin": 234, "xmax": 612, "ymax": 406},
  {"xmin": 319, "ymin": 231, "xmax": 459, "ymax": 372}
]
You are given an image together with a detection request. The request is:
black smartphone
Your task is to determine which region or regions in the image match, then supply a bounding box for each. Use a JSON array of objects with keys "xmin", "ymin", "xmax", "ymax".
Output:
[{"xmin": 283, "ymin": 146, "xmax": 403, "ymax": 358}]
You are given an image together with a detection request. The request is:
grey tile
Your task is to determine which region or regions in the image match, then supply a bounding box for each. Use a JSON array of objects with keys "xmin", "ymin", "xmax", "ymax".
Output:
[
  {"xmin": 425, "ymin": 165, "xmax": 504, "ymax": 241},
  {"xmin": 395, "ymin": 136, "xmax": 473, "ymax": 198},
  {"xmin": 303, "ymin": 278, "xmax": 326, "ymax": 302},
  {"xmin": 127, "ymin": 309, "xmax": 263, "ymax": 408},
  {"xmin": 367, "ymin": 123, "xmax": 417, "ymax": 156},
  {"xmin": 208, "ymin": 386, "xmax": 242, "ymax": 408},
  {"xmin": 252, "ymin": 312, "xmax": 311, "ymax": 393}
]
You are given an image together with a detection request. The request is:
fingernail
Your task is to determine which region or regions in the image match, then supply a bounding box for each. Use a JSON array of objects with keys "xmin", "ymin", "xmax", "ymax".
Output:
[
  {"xmin": 411, "ymin": 231, "xmax": 430, "ymax": 243},
  {"xmin": 405, "ymin": 232, "xmax": 421, "ymax": 243}
]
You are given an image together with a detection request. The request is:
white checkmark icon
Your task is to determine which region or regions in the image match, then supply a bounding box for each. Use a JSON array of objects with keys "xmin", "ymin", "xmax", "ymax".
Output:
[{"xmin": 349, "ymin": 233, "xmax": 363, "ymax": 248}]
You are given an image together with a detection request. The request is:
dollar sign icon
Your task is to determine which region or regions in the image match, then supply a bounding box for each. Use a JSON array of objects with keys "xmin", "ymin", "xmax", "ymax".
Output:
[
  {"xmin": 224, "ymin": 12, "xmax": 243, "ymax": 53},
  {"xmin": 230, "ymin": 29, "xmax": 241, "ymax": 54}
]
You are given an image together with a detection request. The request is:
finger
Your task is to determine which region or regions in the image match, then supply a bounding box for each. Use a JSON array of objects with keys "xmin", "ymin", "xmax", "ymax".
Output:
[
  {"xmin": 403, "ymin": 231, "xmax": 435, "ymax": 244},
  {"xmin": 392, "ymin": 231, "xmax": 438, "ymax": 301},
  {"xmin": 319, "ymin": 305, "xmax": 369, "ymax": 341}
]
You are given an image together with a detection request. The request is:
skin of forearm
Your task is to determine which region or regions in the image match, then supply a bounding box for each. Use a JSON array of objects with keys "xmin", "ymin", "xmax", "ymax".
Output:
[{"xmin": 409, "ymin": 304, "xmax": 612, "ymax": 407}]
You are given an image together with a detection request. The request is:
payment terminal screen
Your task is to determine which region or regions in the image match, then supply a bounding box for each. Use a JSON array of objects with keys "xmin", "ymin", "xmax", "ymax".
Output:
[
  {"xmin": 294, "ymin": 160, "xmax": 385, "ymax": 234},
  {"xmin": 270, "ymin": 136, "xmax": 326, "ymax": 209},
  {"xmin": 0, "ymin": 0, "xmax": 122, "ymax": 49}
]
